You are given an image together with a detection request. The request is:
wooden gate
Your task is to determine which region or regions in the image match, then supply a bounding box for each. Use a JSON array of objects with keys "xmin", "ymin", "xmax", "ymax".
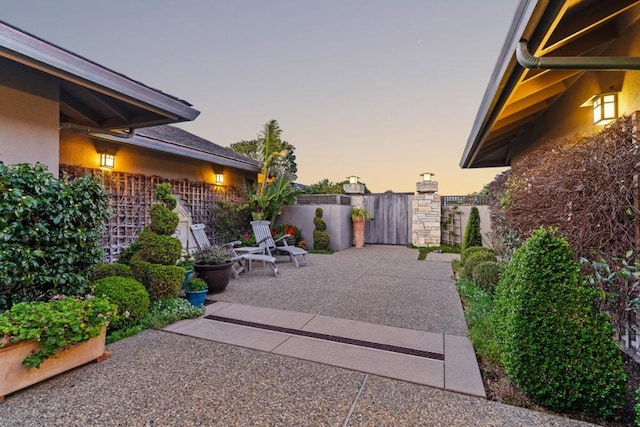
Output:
[{"xmin": 364, "ymin": 193, "xmax": 413, "ymax": 245}]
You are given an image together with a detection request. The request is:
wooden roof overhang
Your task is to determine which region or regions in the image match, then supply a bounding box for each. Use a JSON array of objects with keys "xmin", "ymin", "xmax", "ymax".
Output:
[
  {"xmin": 0, "ymin": 21, "xmax": 200, "ymax": 131},
  {"xmin": 460, "ymin": 0, "xmax": 640, "ymax": 168}
]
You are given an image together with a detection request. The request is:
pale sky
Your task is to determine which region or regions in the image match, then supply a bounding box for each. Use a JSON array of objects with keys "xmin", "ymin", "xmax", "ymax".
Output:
[{"xmin": 3, "ymin": 0, "xmax": 517, "ymax": 194}]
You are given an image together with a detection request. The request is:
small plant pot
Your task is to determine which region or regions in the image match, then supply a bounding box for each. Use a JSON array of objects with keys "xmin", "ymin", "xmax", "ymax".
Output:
[
  {"xmin": 182, "ymin": 269, "xmax": 193, "ymax": 291},
  {"xmin": 193, "ymin": 262, "xmax": 233, "ymax": 293},
  {"xmin": 185, "ymin": 289, "xmax": 207, "ymax": 307}
]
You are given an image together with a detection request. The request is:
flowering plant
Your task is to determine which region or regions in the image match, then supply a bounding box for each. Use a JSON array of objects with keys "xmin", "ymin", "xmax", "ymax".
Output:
[
  {"xmin": 273, "ymin": 224, "xmax": 304, "ymax": 246},
  {"xmin": 239, "ymin": 232, "xmax": 256, "ymax": 247},
  {"xmin": 0, "ymin": 295, "xmax": 117, "ymax": 368}
]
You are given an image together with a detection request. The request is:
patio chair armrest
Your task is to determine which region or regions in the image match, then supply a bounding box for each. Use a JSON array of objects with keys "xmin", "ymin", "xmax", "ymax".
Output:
[{"xmin": 274, "ymin": 234, "xmax": 291, "ymax": 246}]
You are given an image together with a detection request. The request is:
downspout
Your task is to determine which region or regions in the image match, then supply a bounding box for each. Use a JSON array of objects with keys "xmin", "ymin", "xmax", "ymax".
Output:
[
  {"xmin": 60, "ymin": 122, "xmax": 136, "ymax": 138},
  {"xmin": 516, "ymin": 40, "xmax": 640, "ymax": 70}
]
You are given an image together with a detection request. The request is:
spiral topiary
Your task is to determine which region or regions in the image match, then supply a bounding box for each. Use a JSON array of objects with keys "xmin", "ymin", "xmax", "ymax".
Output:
[{"xmin": 313, "ymin": 207, "xmax": 330, "ymax": 250}]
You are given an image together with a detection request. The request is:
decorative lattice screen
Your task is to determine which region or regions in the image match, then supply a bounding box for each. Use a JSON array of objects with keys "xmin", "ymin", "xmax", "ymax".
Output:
[{"xmin": 60, "ymin": 165, "xmax": 246, "ymax": 262}]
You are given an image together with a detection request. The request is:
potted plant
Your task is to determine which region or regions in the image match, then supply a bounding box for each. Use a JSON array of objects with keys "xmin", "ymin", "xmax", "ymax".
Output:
[
  {"xmin": 350, "ymin": 207, "xmax": 370, "ymax": 249},
  {"xmin": 184, "ymin": 277, "xmax": 208, "ymax": 307},
  {"xmin": 177, "ymin": 252, "xmax": 195, "ymax": 290},
  {"xmin": 0, "ymin": 295, "xmax": 117, "ymax": 401},
  {"xmin": 192, "ymin": 246, "xmax": 234, "ymax": 293}
]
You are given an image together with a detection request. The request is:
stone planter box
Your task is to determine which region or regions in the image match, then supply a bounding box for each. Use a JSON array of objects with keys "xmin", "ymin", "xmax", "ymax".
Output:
[{"xmin": 0, "ymin": 328, "xmax": 109, "ymax": 402}]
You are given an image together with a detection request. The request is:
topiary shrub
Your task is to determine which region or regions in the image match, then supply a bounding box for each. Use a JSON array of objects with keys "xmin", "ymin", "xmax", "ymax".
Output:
[
  {"xmin": 0, "ymin": 162, "xmax": 110, "ymax": 310},
  {"xmin": 117, "ymin": 241, "xmax": 141, "ymax": 265},
  {"xmin": 136, "ymin": 229, "xmax": 182, "ymax": 265},
  {"xmin": 154, "ymin": 182, "xmax": 177, "ymax": 211},
  {"xmin": 130, "ymin": 259, "xmax": 183, "ymax": 301},
  {"xmin": 493, "ymin": 227, "xmax": 626, "ymax": 417},
  {"xmin": 461, "ymin": 245, "xmax": 494, "ymax": 264},
  {"xmin": 313, "ymin": 207, "xmax": 330, "ymax": 250},
  {"xmin": 471, "ymin": 261, "xmax": 502, "ymax": 293},
  {"xmin": 149, "ymin": 204, "xmax": 179, "ymax": 236},
  {"xmin": 461, "ymin": 207, "xmax": 483, "ymax": 251},
  {"xmin": 463, "ymin": 251, "xmax": 496, "ymax": 280},
  {"xmin": 89, "ymin": 263, "xmax": 133, "ymax": 283},
  {"xmin": 93, "ymin": 276, "xmax": 150, "ymax": 331}
]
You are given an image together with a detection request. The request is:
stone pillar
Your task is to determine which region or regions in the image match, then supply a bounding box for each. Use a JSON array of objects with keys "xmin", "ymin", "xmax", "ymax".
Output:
[
  {"xmin": 412, "ymin": 181, "xmax": 441, "ymax": 247},
  {"xmin": 343, "ymin": 182, "xmax": 365, "ymax": 208}
]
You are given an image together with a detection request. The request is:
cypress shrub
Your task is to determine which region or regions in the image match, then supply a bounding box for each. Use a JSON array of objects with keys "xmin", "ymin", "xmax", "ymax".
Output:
[
  {"xmin": 493, "ymin": 227, "xmax": 626, "ymax": 417},
  {"xmin": 149, "ymin": 204, "xmax": 179, "ymax": 236},
  {"xmin": 313, "ymin": 208, "xmax": 330, "ymax": 250},
  {"xmin": 461, "ymin": 207, "xmax": 482, "ymax": 251},
  {"xmin": 93, "ymin": 276, "xmax": 150, "ymax": 331},
  {"xmin": 463, "ymin": 251, "xmax": 496, "ymax": 280}
]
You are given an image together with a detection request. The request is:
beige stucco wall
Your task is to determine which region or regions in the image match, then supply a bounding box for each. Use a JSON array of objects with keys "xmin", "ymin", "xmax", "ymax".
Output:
[
  {"xmin": 511, "ymin": 19, "xmax": 640, "ymax": 163},
  {"xmin": 59, "ymin": 132, "xmax": 256, "ymax": 188},
  {"xmin": 0, "ymin": 58, "xmax": 59, "ymax": 175}
]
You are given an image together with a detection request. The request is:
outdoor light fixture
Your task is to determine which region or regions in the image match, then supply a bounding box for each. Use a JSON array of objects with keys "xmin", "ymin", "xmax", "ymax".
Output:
[
  {"xmin": 348, "ymin": 175, "xmax": 359, "ymax": 184},
  {"xmin": 215, "ymin": 173, "xmax": 224, "ymax": 184},
  {"xmin": 421, "ymin": 172, "xmax": 434, "ymax": 182},
  {"xmin": 591, "ymin": 93, "xmax": 618, "ymax": 125},
  {"xmin": 99, "ymin": 153, "xmax": 115, "ymax": 169}
]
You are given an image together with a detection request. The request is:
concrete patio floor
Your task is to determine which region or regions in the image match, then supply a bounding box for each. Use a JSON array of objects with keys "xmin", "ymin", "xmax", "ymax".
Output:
[{"xmin": 0, "ymin": 246, "xmax": 596, "ymax": 426}]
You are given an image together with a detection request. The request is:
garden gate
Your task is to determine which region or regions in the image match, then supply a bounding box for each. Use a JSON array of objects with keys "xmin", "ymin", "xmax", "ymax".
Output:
[{"xmin": 364, "ymin": 193, "xmax": 413, "ymax": 245}]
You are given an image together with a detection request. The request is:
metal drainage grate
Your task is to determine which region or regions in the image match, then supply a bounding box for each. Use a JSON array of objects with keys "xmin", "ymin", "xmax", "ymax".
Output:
[{"xmin": 204, "ymin": 314, "xmax": 444, "ymax": 361}]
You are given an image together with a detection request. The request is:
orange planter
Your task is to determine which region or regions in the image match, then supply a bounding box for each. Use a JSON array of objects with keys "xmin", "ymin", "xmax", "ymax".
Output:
[
  {"xmin": 0, "ymin": 328, "xmax": 109, "ymax": 402},
  {"xmin": 353, "ymin": 219, "xmax": 365, "ymax": 248}
]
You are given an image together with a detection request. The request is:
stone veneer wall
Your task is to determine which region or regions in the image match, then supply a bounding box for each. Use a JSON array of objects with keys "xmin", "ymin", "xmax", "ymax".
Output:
[{"xmin": 412, "ymin": 181, "xmax": 441, "ymax": 247}]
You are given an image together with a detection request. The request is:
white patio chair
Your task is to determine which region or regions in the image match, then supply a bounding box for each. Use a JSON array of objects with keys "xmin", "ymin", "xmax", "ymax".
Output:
[{"xmin": 250, "ymin": 221, "xmax": 309, "ymax": 268}]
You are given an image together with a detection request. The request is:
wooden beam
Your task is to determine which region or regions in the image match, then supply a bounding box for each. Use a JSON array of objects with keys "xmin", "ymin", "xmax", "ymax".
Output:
[
  {"xmin": 502, "ymin": 81, "xmax": 566, "ymax": 117},
  {"xmin": 60, "ymin": 92, "xmax": 102, "ymax": 127}
]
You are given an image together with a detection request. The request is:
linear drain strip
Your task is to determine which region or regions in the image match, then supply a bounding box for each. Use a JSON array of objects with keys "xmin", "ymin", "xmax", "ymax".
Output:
[{"xmin": 204, "ymin": 314, "xmax": 444, "ymax": 361}]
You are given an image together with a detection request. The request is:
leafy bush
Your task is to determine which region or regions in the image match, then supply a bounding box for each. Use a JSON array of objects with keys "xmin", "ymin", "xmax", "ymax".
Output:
[
  {"xmin": 0, "ymin": 295, "xmax": 116, "ymax": 367},
  {"xmin": 472, "ymin": 261, "xmax": 502, "ymax": 293},
  {"xmin": 636, "ymin": 387, "xmax": 640, "ymax": 426},
  {"xmin": 213, "ymin": 201, "xmax": 251, "ymax": 244},
  {"xmin": 130, "ymin": 259, "xmax": 184, "ymax": 301},
  {"xmin": 136, "ymin": 229, "xmax": 182, "ymax": 265},
  {"xmin": 0, "ymin": 162, "xmax": 110, "ymax": 310},
  {"xmin": 154, "ymin": 183, "xmax": 177, "ymax": 211},
  {"xmin": 149, "ymin": 204, "xmax": 179, "ymax": 236},
  {"xmin": 313, "ymin": 207, "xmax": 330, "ymax": 250},
  {"xmin": 117, "ymin": 241, "xmax": 141, "ymax": 265},
  {"xmin": 93, "ymin": 276, "xmax": 150, "ymax": 331},
  {"xmin": 463, "ymin": 251, "xmax": 496, "ymax": 279},
  {"xmin": 274, "ymin": 223, "xmax": 304, "ymax": 246},
  {"xmin": 493, "ymin": 227, "xmax": 626, "ymax": 417},
  {"xmin": 89, "ymin": 263, "xmax": 133, "ymax": 283},
  {"xmin": 461, "ymin": 207, "xmax": 482, "ymax": 251},
  {"xmin": 461, "ymin": 245, "xmax": 494, "ymax": 264}
]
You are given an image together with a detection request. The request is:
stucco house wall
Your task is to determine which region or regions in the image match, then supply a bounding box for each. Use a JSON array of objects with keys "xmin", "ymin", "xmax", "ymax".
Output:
[{"xmin": 0, "ymin": 58, "xmax": 59, "ymax": 175}]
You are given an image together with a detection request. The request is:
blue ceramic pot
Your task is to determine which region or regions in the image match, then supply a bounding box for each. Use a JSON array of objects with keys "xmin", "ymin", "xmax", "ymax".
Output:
[{"xmin": 185, "ymin": 289, "xmax": 207, "ymax": 307}]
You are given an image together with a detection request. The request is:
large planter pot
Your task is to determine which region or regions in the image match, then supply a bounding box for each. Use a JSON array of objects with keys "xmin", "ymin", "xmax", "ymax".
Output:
[
  {"xmin": 194, "ymin": 262, "xmax": 233, "ymax": 293},
  {"xmin": 0, "ymin": 328, "xmax": 109, "ymax": 402},
  {"xmin": 185, "ymin": 289, "xmax": 207, "ymax": 307},
  {"xmin": 353, "ymin": 219, "xmax": 365, "ymax": 248}
]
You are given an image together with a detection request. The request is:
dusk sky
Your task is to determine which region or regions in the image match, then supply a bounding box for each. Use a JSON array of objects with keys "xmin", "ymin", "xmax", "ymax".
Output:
[{"xmin": 3, "ymin": 0, "xmax": 517, "ymax": 194}]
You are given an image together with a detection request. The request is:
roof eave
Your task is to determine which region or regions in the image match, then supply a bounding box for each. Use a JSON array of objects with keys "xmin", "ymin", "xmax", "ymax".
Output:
[{"xmin": 0, "ymin": 21, "xmax": 200, "ymax": 125}]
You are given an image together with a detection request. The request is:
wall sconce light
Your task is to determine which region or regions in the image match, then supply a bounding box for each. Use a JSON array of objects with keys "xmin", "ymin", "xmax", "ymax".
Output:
[
  {"xmin": 99, "ymin": 153, "xmax": 115, "ymax": 169},
  {"xmin": 421, "ymin": 172, "xmax": 434, "ymax": 182},
  {"xmin": 348, "ymin": 175, "xmax": 359, "ymax": 184},
  {"xmin": 585, "ymin": 92, "xmax": 618, "ymax": 125},
  {"xmin": 215, "ymin": 173, "xmax": 224, "ymax": 185}
]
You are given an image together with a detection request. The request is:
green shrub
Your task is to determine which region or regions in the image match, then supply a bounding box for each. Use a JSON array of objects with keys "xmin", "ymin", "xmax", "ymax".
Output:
[
  {"xmin": 93, "ymin": 276, "xmax": 150, "ymax": 331},
  {"xmin": 137, "ymin": 229, "xmax": 182, "ymax": 265},
  {"xmin": 117, "ymin": 241, "xmax": 141, "ymax": 265},
  {"xmin": 463, "ymin": 251, "xmax": 496, "ymax": 279},
  {"xmin": 130, "ymin": 259, "xmax": 184, "ymax": 301},
  {"xmin": 0, "ymin": 162, "xmax": 110, "ymax": 310},
  {"xmin": 493, "ymin": 227, "xmax": 626, "ymax": 417},
  {"xmin": 313, "ymin": 207, "xmax": 330, "ymax": 250},
  {"xmin": 461, "ymin": 245, "xmax": 494, "ymax": 264},
  {"xmin": 149, "ymin": 204, "xmax": 179, "ymax": 236},
  {"xmin": 636, "ymin": 387, "xmax": 640, "ymax": 426},
  {"xmin": 472, "ymin": 261, "xmax": 502, "ymax": 293},
  {"xmin": 461, "ymin": 207, "xmax": 482, "ymax": 251},
  {"xmin": 89, "ymin": 263, "xmax": 133, "ymax": 283},
  {"xmin": 154, "ymin": 183, "xmax": 177, "ymax": 210}
]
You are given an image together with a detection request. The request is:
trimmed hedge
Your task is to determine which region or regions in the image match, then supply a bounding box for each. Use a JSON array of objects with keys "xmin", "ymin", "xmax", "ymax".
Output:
[
  {"xmin": 472, "ymin": 261, "xmax": 501, "ymax": 293},
  {"xmin": 89, "ymin": 263, "xmax": 133, "ymax": 283},
  {"xmin": 130, "ymin": 259, "xmax": 184, "ymax": 301},
  {"xmin": 93, "ymin": 276, "xmax": 150, "ymax": 331},
  {"xmin": 493, "ymin": 227, "xmax": 626, "ymax": 417},
  {"xmin": 149, "ymin": 204, "xmax": 179, "ymax": 236},
  {"xmin": 136, "ymin": 229, "xmax": 182, "ymax": 266},
  {"xmin": 463, "ymin": 251, "xmax": 496, "ymax": 280},
  {"xmin": 461, "ymin": 246, "xmax": 495, "ymax": 264}
]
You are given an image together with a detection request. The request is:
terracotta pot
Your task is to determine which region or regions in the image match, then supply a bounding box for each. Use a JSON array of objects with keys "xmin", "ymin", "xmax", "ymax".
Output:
[
  {"xmin": 194, "ymin": 262, "xmax": 233, "ymax": 293},
  {"xmin": 353, "ymin": 219, "xmax": 365, "ymax": 248},
  {"xmin": 0, "ymin": 328, "xmax": 108, "ymax": 402}
]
